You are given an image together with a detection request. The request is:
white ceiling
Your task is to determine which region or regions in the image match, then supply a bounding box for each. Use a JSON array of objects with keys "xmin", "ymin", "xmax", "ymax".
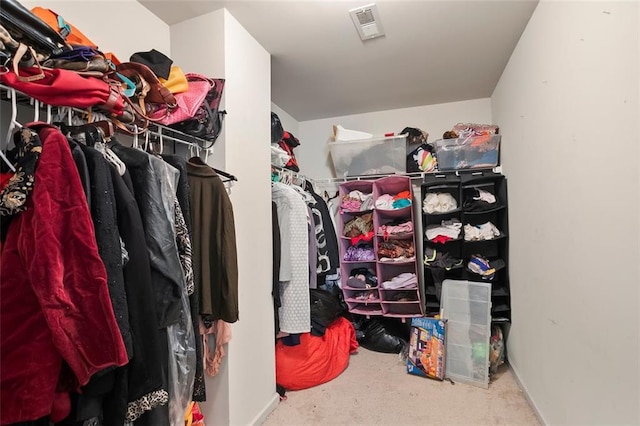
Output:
[{"xmin": 139, "ymin": 0, "xmax": 538, "ymax": 121}]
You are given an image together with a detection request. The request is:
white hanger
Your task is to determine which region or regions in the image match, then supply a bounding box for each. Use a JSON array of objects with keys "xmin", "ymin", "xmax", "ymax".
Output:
[
  {"xmin": 32, "ymin": 99, "xmax": 40, "ymax": 122},
  {"xmin": 157, "ymin": 127, "xmax": 164, "ymax": 154},
  {"xmin": 46, "ymin": 104, "xmax": 52, "ymax": 124},
  {"xmin": 144, "ymin": 129, "xmax": 150, "ymax": 152},
  {"xmin": 2, "ymin": 89, "xmax": 20, "ymax": 172},
  {"xmin": 132, "ymin": 125, "xmax": 139, "ymax": 149},
  {"xmin": 204, "ymin": 147, "xmax": 210, "ymax": 163}
]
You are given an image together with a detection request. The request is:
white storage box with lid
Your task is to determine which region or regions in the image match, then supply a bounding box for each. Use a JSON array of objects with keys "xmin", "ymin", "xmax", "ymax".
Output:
[
  {"xmin": 329, "ymin": 135, "xmax": 407, "ymax": 177},
  {"xmin": 434, "ymin": 134, "xmax": 501, "ymax": 171},
  {"xmin": 440, "ymin": 279, "xmax": 492, "ymax": 389}
]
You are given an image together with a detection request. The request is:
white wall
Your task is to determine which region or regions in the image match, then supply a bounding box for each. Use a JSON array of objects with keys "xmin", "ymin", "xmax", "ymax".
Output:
[
  {"xmin": 491, "ymin": 1, "xmax": 639, "ymax": 424},
  {"xmin": 170, "ymin": 10, "xmax": 232, "ymax": 423},
  {"xmin": 297, "ymin": 98, "xmax": 492, "ymax": 179},
  {"xmin": 171, "ymin": 9, "xmax": 278, "ymax": 426},
  {"xmin": 271, "ymin": 102, "xmax": 299, "ymax": 136},
  {"xmin": 222, "ymin": 9, "xmax": 278, "ymax": 426},
  {"xmin": 171, "ymin": 10, "xmax": 226, "ymax": 171},
  {"xmin": 21, "ymin": 0, "xmax": 170, "ymax": 61}
]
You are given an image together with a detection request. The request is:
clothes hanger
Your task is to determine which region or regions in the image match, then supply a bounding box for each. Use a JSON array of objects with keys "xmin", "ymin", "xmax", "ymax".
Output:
[
  {"xmin": 132, "ymin": 125, "xmax": 140, "ymax": 149},
  {"xmin": 157, "ymin": 127, "xmax": 164, "ymax": 154},
  {"xmin": 32, "ymin": 98, "xmax": 40, "ymax": 122},
  {"xmin": 2, "ymin": 89, "xmax": 20, "ymax": 172}
]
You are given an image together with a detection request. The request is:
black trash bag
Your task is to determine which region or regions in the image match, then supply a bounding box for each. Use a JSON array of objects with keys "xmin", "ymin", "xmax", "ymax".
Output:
[
  {"xmin": 310, "ymin": 288, "xmax": 346, "ymax": 336},
  {"xmin": 357, "ymin": 317, "xmax": 410, "ymax": 354}
]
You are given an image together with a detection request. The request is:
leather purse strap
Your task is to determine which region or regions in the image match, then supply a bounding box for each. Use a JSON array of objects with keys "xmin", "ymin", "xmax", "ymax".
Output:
[{"xmin": 13, "ymin": 43, "xmax": 45, "ymax": 82}]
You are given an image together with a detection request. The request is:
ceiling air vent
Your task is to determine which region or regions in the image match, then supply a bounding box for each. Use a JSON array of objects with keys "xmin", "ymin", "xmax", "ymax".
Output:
[{"xmin": 349, "ymin": 3, "xmax": 385, "ymax": 41}]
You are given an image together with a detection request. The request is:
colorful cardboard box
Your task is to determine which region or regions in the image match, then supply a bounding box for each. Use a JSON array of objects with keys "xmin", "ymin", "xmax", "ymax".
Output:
[{"xmin": 406, "ymin": 317, "xmax": 447, "ymax": 380}]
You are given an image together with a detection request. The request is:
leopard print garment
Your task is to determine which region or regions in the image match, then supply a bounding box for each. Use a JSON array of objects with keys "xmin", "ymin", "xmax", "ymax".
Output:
[
  {"xmin": 0, "ymin": 128, "xmax": 42, "ymax": 216},
  {"xmin": 125, "ymin": 389, "xmax": 169, "ymax": 422}
]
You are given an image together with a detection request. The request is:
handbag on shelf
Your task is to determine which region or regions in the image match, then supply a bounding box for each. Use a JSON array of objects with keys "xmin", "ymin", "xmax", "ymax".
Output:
[
  {"xmin": 170, "ymin": 78, "xmax": 226, "ymax": 143},
  {"xmin": 148, "ymin": 72, "xmax": 214, "ymax": 125},
  {"xmin": 0, "ymin": 0, "xmax": 69, "ymax": 57},
  {"xmin": 0, "ymin": 66, "xmax": 124, "ymax": 116},
  {"xmin": 116, "ymin": 61, "xmax": 176, "ymax": 107},
  {"xmin": 30, "ymin": 7, "xmax": 99, "ymax": 49},
  {"xmin": 159, "ymin": 65, "xmax": 189, "ymax": 94},
  {"xmin": 42, "ymin": 45, "xmax": 110, "ymax": 76}
]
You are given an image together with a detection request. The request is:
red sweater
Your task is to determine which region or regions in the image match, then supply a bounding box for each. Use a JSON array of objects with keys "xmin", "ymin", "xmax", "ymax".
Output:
[{"xmin": 0, "ymin": 125, "xmax": 128, "ymax": 424}]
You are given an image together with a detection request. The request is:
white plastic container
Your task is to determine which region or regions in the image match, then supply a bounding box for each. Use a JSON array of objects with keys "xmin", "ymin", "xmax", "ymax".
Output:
[{"xmin": 328, "ymin": 135, "xmax": 407, "ymax": 177}]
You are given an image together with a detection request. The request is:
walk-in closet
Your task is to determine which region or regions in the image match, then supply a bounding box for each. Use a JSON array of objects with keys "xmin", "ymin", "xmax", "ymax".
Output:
[{"xmin": 0, "ymin": 1, "xmax": 638, "ymax": 425}]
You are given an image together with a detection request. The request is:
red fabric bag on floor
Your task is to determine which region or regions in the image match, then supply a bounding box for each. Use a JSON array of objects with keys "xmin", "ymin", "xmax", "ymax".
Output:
[
  {"xmin": 275, "ymin": 317, "xmax": 358, "ymax": 391},
  {"xmin": 0, "ymin": 67, "xmax": 124, "ymax": 115}
]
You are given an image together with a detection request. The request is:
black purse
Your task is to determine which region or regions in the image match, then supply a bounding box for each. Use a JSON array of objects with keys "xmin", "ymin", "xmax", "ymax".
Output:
[{"xmin": 0, "ymin": 0, "xmax": 69, "ymax": 56}]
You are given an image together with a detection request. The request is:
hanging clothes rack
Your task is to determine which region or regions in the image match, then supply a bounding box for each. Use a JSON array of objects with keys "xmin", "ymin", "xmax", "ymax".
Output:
[
  {"xmin": 1, "ymin": 83, "xmax": 240, "ymax": 181},
  {"xmin": 0, "ymin": 84, "xmax": 212, "ymax": 152}
]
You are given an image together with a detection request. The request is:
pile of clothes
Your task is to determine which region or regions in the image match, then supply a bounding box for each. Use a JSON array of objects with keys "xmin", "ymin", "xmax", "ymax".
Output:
[
  {"xmin": 378, "ymin": 220, "xmax": 413, "ymax": 239},
  {"xmin": 340, "ymin": 190, "xmax": 374, "ymax": 212},
  {"xmin": 375, "ymin": 191, "xmax": 411, "ymax": 210},
  {"xmin": 346, "ymin": 267, "xmax": 378, "ymax": 289},
  {"xmin": 423, "ymin": 192, "xmax": 458, "ymax": 214},
  {"xmin": 425, "ymin": 218, "xmax": 462, "ymax": 243},
  {"xmin": 381, "ymin": 273, "xmax": 418, "ymax": 290},
  {"xmin": 463, "ymin": 188, "xmax": 498, "ymax": 212},
  {"xmin": 463, "ymin": 221, "xmax": 501, "ymax": 241},
  {"xmin": 377, "ymin": 240, "xmax": 415, "ymax": 261}
]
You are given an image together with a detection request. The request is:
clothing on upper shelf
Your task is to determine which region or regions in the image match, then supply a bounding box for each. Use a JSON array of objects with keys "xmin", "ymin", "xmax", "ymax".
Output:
[
  {"xmin": 423, "ymin": 192, "xmax": 458, "ymax": 214},
  {"xmin": 340, "ymin": 190, "xmax": 373, "ymax": 212},
  {"xmin": 463, "ymin": 188, "xmax": 497, "ymax": 211},
  {"xmin": 375, "ymin": 191, "xmax": 412, "ymax": 210}
]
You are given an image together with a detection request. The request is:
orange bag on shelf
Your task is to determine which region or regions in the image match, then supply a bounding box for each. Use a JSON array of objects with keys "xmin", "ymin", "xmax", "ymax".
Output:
[{"xmin": 30, "ymin": 7, "xmax": 98, "ymax": 49}]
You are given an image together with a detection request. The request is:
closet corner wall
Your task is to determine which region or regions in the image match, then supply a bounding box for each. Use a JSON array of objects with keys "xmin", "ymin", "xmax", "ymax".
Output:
[{"xmin": 169, "ymin": 8, "xmax": 278, "ymax": 426}]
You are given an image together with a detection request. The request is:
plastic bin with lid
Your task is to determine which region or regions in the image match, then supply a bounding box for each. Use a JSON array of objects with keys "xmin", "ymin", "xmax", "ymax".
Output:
[{"xmin": 329, "ymin": 134, "xmax": 407, "ymax": 177}]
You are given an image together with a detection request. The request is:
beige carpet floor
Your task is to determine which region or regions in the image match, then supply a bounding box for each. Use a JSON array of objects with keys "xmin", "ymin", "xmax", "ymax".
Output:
[{"xmin": 264, "ymin": 348, "xmax": 540, "ymax": 426}]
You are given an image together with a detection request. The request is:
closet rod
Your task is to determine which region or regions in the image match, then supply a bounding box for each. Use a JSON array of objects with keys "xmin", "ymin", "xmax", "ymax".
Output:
[{"xmin": 271, "ymin": 164, "xmax": 308, "ymax": 182}]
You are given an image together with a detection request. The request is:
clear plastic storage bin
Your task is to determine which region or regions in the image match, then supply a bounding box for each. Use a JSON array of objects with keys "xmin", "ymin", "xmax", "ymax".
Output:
[
  {"xmin": 440, "ymin": 279, "xmax": 492, "ymax": 389},
  {"xmin": 329, "ymin": 135, "xmax": 407, "ymax": 177},
  {"xmin": 434, "ymin": 134, "xmax": 501, "ymax": 171}
]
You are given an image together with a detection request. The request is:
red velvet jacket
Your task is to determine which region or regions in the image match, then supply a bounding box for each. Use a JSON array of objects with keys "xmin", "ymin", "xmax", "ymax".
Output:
[{"xmin": 0, "ymin": 125, "xmax": 128, "ymax": 424}]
